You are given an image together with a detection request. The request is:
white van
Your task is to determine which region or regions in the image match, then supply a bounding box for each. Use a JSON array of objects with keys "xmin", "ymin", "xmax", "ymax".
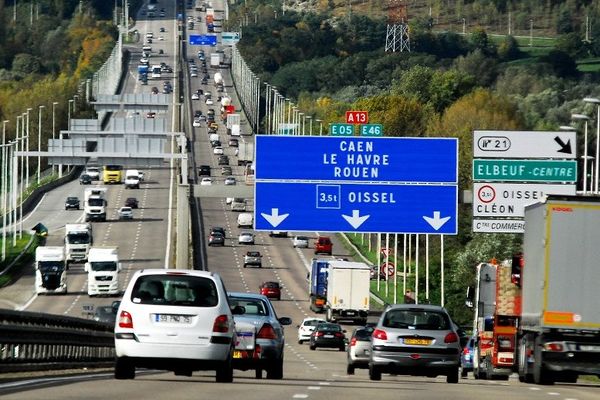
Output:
[
  {"xmin": 237, "ymin": 212, "xmax": 253, "ymax": 228},
  {"xmin": 124, "ymin": 169, "xmax": 140, "ymax": 189},
  {"xmin": 209, "ymin": 133, "xmax": 219, "ymax": 143}
]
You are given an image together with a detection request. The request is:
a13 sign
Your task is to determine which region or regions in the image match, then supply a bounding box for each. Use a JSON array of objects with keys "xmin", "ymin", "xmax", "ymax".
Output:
[{"xmin": 346, "ymin": 111, "xmax": 369, "ymax": 124}]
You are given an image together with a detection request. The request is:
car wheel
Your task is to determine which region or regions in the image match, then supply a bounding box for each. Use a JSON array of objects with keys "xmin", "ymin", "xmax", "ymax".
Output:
[
  {"xmin": 174, "ymin": 369, "xmax": 193, "ymax": 377},
  {"xmin": 277, "ymin": 296, "xmax": 281, "ymax": 301},
  {"xmin": 369, "ymin": 364, "xmax": 382, "ymax": 381},
  {"xmin": 298, "ymin": 340, "xmax": 303, "ymax": 345},
  {"xmin": 347, "ymin": 364, "xmax": 355, "ymax": 375},
  {"xmin": 243, "ymin": 264, "xmax": 247, "ymax": 268},
  {"xmin": 461, "ymin": 368, "xmax": 468, "ymax": 378},
  {"xmin": 114, "ymin": 357, "xmax": 135, "ymax": 380},
  {"xmin": 266, "ymin": 358, "xmax": 284, "ymax": 380},
  {"xmin": 446, "ymin": 367, "xmax": 459, "ymax": 384},
  {"xmin": 339, "ymin": 346, "xmax": 345, "ymax": 352},
  {"xmin": 309, "ymin": 344, "xmax": 316, "ymax": 351},
  {"xmin": 255, "ymin": 369, "xmax": 262, "ymax": 379},
  {"xmin": 215, "ymin": 356, "xmax": 233, "ymax": 383}
]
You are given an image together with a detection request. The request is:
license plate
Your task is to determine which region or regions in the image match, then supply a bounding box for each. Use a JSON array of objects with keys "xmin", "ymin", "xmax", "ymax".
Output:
[
  {"xmin": 233, "ymin": 350, "xmax": 242, "ymax": 359},
  {"xmin": 404, "ymin": 338, "xmax": 432, "ymax": 346},
  {"xmin": 324, "ymin": 334, "xmax": 334, "ymax": 338},
  {"xmin": 346, "ymin": 311, "xmax": 355, "ymax": 315},
  {"xmin": 579, "ymin": 345, "xmax": 600, "ymax": 351},
  {"xmin": 154, "ymin": 314, "xmax": 192, "ymax": 324}
]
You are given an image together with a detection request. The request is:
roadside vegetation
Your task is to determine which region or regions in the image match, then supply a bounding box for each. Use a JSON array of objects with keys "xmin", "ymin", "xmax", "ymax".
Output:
[
  {"xmin": 0, "ymin": 233, "xmax": 40, "ymax": 287},
  {"xmin": 230, "ymin": 1, "xmax": 600, "ymax": 324}
]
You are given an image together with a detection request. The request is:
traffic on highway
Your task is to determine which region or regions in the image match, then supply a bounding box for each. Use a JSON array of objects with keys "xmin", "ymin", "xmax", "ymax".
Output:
[{"xmin": 0, "ymin": 0, "xmax": 598, "ymax": 399}]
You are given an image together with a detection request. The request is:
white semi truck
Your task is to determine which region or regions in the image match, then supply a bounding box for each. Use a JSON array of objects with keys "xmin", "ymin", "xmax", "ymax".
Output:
[
  {"xmin": 64, "ymin": 223, "xmax": 93, "ymax": 263},
  {"xmin": 84, "ymin": 247, "xmax": 121, "ymax": 296},
  {"xmin": 84, "ymin": 187, "xmax": 107, "ymax": 222},
  {"xmin": 35, "ymin": 246, "xmax": 67, "ymax": 294},
  {"xmin": 324, "ymin": 260, "xmax": 371, "ymax": 324}
]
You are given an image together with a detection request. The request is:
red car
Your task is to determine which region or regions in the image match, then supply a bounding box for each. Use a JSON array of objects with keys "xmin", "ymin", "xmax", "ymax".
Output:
[
  {"xmin": 314, "ymin": 236, "xmax": 333, "ymax": 255},
  {"xmin": 259, "ymin": 281, "xmax": 281, "ymax": 300}
]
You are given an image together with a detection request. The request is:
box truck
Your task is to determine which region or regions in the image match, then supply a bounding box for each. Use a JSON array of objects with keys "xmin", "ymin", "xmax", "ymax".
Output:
[{"xmin": 324, "ymin": 260, "xmax": 370, "ymax": 324}]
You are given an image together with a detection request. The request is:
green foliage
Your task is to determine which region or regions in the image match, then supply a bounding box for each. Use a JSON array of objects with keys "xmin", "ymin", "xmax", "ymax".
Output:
[
  {"xmin": 497, "ymin": 35, "xmax": 521, "ymax": 61},
  {"xmin": 11, "ymin": 53, "xmax": 42, "ymax": 75},
  {"xmin": 539, "ymin": 49, "xmax": 579, "ymax": 78},
  {"xmin": 453, "ymin": 49, "xmax": 499, "ymax": 87},
  {"xmin": 469, "ymin": 28, "xmax": 497, "ymax": 57}
]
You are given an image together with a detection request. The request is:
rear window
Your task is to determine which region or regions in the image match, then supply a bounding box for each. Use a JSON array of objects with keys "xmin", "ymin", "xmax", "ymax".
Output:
[
  {"xmin": 131, "ymin": 274, "xmax": 218, "ymax": 307},
  {"xmin": 317, "ymin": 323, "xmax": 342, "ymax": 332},
  {"xmin": 354, "ymin": 328, "xmax": 374, "ymax": 340},
  {"xmin": 229, "ymin": 297, "xmax": 269, "ymax": 316},
  {"xmin": 263, "ymin": 282, "xmax": 279, "ymax": 289},
  {"xmin": 383, "ymin": 309, "xmax": 450, "ymax": 330},
  {"xmin": 303, "ymin": 319, "xmax": 323, "ymax": 327}
]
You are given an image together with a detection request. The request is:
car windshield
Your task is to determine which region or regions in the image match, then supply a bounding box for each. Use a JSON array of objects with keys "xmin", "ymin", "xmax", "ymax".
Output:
[
  {"xmin": 229, "ymin": 297, "xmax": 269, "ymax": 316},
  {"xmin": 90, "ymin": 261, "xmax": 118, "ymax": 272},
  {"xmin": 67, "ymin": 232, "xmax": 90, "ymax": 244},
  {"xmin": 131, "ymin": 275, "xmax": 218, "ymax": 307},
  {"xmin": 383, "ymin": 309, "xmax": 450, "ymax": 330}
]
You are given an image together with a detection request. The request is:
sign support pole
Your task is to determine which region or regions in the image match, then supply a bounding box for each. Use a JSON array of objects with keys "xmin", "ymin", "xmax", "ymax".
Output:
[
  {"xmin": 376, "ymin": 233, "xmax": 381, "ymax": 291},
  {"xmin": 402, "ymin": 234, "xmax": 407, "ymax": 303},
  {"xmin": 385, "ymin": 233, "xmax": 389, "ymax": 298},
  {"xmin": 425, "ymin": 234, "xmax": 429, "ymax": 302},
  {"xmin": 393, "ymin": 233, "xmax": 398, "ymax": 304},
  {"xmin": 440, "ymin": 235, "xmax": 445, "ymax": 307},
  {"xmin": 415, "ymin": 234, "xmax": 419, "ymax": 304}
]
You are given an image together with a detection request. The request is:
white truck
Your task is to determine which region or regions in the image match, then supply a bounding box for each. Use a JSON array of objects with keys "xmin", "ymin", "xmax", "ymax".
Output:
[
  {"xmin": 84, "ymin": 187, "xmax": 107, "ymax": 222},
  {"xmin": 210, "ymin": 53, "xmax": 221, "ymax": 68},
  {"xmin": 237, "ymin": 141, "xmax": 254, "ymax": 166},
  {"xmin": 64, "ymin": 223, "xmax": 93, "ymax": 263},
  {"xmin": 124, "ymin": 169, "xmax": 141, "ymax": 189},
  {"xmin": 35, "ymin": 246, "xmax": 67, "ymax": 294},
  {"xmin": 84, "ymin": 247, "xmax": 121, "ymax": 296},
  {"xmin": 324, "ymin": 260, "xmax": 370, "ymax": 324},
  {"xmin": 518, "ymin": 195, "xmax": 600, "ymax": 384},
  {"xmin": 214, "ymin": 72, "xmax": 223, "ymax": 85}
]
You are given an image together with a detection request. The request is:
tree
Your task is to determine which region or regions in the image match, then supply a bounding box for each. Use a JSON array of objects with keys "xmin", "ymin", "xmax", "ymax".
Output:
[
  {"xmin": 469, "ymin": 28, "xmax": 496, "ymax": 57},
  {"xmin": 427, "ymin": 88, "xmax": 525, "ymax": 189},
  {"xmin": 453, "ymin": 49, "xmax": 498, "ymax": 87},
  {"xmin": 497, "ymin": 35, "xmax": 521, "ymax": 61},
  {"xmin": 539, "ymin": 49, "xmax": 579, "ymax": 78},
  {"xmin": 12, "ymin": 53, "xmax": 42, "ymax": 75}
]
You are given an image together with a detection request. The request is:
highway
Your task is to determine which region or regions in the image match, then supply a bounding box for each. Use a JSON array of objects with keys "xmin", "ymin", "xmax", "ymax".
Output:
[{"xmin": 0, "ymin": 1, "xmax": 598, "ymax": 399}]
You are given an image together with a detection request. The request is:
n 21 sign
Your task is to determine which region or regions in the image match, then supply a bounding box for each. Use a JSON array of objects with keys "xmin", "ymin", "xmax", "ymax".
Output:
[{"xmin": 346, "ymin": 111, "xmax": 368, "ymax": 124}]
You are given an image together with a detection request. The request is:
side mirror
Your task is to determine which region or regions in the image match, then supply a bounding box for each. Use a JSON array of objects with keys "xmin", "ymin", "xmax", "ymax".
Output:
[
  {"xmin": 465, "ymin": 286, "xmax": 474, "ymax": 308},
  {"xmin": 84, "ymin": 263, "xmax": 90, "ymax": 272},
  {"xmin": 118, "ymin": 263, "xmax": 122, "ymax": 272},
  {"xmin": 278, "ymin": 317, "xmax": 292, "ymax": 326}
]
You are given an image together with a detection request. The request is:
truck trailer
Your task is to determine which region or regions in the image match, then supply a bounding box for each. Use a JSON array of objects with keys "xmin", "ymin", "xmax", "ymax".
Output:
[
  {"xmin": 518, "ymin": 195, "xmax": 600, "ymax": 384},
  {"xmin": 324, "ymin": 260, "xmax": 370, "ymax": 324},
  {"xmin": 309, "ymin": 258, "xmax": 331, "ymax": 313}
]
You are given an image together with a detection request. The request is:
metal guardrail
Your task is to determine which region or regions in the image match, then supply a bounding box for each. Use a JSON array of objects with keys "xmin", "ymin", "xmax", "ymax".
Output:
[{"xmin": 0, "ymin": 309, "xmax": 115, "ymax": 373}]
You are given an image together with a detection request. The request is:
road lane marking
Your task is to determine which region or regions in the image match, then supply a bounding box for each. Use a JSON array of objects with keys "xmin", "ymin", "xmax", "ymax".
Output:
[{"xmin": 292, "ymin": 395, "xmax": 308, "ymax": 399}]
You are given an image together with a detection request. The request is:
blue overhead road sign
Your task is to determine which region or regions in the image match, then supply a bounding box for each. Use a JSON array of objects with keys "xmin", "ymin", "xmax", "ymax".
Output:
[
  {"xmin": 255, "ymin": 136, "xmax": 458, "ymax": 183},
  {"xmin": 189, "ymin": 34, "xmax": 217, "ymax": 46},
  {"xmin": 255, "ymin": 182, "xmax": 458, "ymax": 234}
]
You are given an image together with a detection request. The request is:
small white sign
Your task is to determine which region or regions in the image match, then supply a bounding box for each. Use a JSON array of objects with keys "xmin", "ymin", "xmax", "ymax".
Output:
[
  {"xmin": 473, "ymin": 219, "xmax": 525, "ymax": 233},
  {"xmin": 473, "ymin": 183, "xmax": 576, "ymax": 217},
  {"xmin": 473, "ymin": 130, "xmax": 577, "ymax": 159}
]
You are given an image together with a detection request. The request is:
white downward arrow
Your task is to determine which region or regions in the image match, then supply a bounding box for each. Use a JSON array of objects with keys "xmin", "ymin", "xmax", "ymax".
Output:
[
  {"xmin": 423, "ymin": 211, "xmax": 451, "ymax": 231},
  {"xmin": 342, "ymin": 210, "xmax": 370, "ymax": 229},
  {"xmin": 260, "ymin": 208, "xmax": 289, "ymax": 228}
]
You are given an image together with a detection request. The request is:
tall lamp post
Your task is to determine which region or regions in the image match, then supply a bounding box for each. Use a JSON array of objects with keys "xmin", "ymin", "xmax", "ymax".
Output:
[
  {"xmin": 572, "ymin": 113, "xmax": 592, "ymax": 194},
  {"xmin": 52, "ymin": 102, "xmax": 58, "ymax": 174},
  {"xmin": 584, "ymin": 97, "xmax": 600, "ymax": 193},
  {"xmin": 37, "ymin": 105, "xmax": 45, "ymax": 184},
  {"xmin": 26, "ymin": 108, "xmax": 32, "ymax": 190},
  {"xmin": 315, "ymin": 119, "xmax": 323, "ymax": 136},
  {"xmin": 307, "ymin": 116, "xmax": 313, "ymax": 136},
  {"xmin": 1, "ymin": 120, "xmax": 9, "ymax": 261}
]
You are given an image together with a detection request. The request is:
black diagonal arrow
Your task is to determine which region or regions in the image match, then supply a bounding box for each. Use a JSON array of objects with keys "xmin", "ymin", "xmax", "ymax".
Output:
[{"xmin": 555, "ymin": 136, "xmax": 572, "ymax": 155}]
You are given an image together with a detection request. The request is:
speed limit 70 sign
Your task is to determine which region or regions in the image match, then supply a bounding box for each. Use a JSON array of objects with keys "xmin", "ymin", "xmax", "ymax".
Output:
[{"xmin": 346, "ymin": 111, "xmax": 368, "ymax": 124}]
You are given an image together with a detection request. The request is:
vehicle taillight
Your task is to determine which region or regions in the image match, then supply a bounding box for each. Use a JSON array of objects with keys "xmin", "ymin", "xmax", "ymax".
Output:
[
  {"xmin": 118, "ymin": 311, "xmax": 133, "ymax": 329},
  {"xmin": 444, "ymin": 332, "xmax": 458, "ymax": 343},
  {"xmin": 334, "ymin": 332, "xmax": 344, "ymax": 338},
  {"xmin": 373, "ymin": 329, "xmax": 387, "ymax": 340},
  {"xmin": 463, "ymin": 347, "xmax": 470, "ymax": 355},
  {"xmin": 257, "ymin": 324, "xmax": 277, "ymax": 339},
  {"xmin": 544, "ymin": 342, "xmax": 564, "ymax": 352},
  {"xmin": 315, "ymin": 331, "xmax": 324, "ymax": 337},
  {"xmin": 350, "ymin": 337, "xmax": 357, "ymax": 347},
  {"xmin": 212, "ymin": 314, "xmax": 229, "ymax": 333}
]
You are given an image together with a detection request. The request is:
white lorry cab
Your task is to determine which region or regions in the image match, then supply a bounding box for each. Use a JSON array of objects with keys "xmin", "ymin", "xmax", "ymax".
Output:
[
  {"xmin": 124, "ymin": 169, "xmax": 141, "ymax": 189},
  {"xmin": 64, "ymin": 223, "xmax": 93, "ymax": 263},
  {"xmin": 237, "ymin": 212, "xmax": 253, "ymax": 228},
  {"xmin": 35, "ymin": 246, "xmax": 67, "ymax": 294},
  {"xmin": 85, "ymin": 247, "xmax": 121, "ymax": 296},
  {"xmin": 84, "ymin": 187, "xmax": 107, "ymax": 222}
]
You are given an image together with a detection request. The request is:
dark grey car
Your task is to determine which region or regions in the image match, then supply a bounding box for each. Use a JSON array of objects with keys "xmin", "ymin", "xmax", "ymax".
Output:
[
  {"xmin": 369, "ymin": 304, "xmax": 461, "ymax": 383},
  {"xmin": 228, "ymin": 292, "xmax": 292, "ymax": 379}
]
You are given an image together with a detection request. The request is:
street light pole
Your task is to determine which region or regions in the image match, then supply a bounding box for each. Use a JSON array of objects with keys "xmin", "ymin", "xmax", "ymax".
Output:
[
  {"xmin": 315, "ymin": 119, "xmax": 323, "ymax": 136},
  {"xmin": 307, "ymin": 116, "xmax": 313, "ymax": 136},
  {"xmin": 583, "ymin": 97, "xmax": 600, "ymax": 193},
  {"xmin": 52, "ymin": 102, "xmax": 58, "ymax": 174},
  {"xmin": 37, "ymin": 105, "xmax": 45, "ymax": 184},
  {"xmin": 26, "ymin": 108, "xmax": 32, "ymax": 190},
  {"xmin": 572, "ymin": 113, "xmax": 591, "ymax": 194},
  {"xmin": 1, "ymin": 120, "xmax": 9, "ymax": 260}
]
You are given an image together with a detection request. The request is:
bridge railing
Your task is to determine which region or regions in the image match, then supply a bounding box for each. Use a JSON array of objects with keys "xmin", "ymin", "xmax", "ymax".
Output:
[{"xmin": 0, "ymin": 308, "xmax": 115, "ymax": 373}]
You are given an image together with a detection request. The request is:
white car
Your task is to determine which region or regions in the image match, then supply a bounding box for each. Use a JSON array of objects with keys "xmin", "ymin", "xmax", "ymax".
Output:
[
  {"xmin": 191, "ymin": 71, "xmax": 198, "ymax": 77},
  {"xmin": 118, "ymin": 206, "xmax": 133, "ymax": 220},
  {"xmin": 205, "ymin": 98, "xmax": 214, "ymax": 105},
  {"xmin": 200, "ymin": 177, "xmax": 212, "ymax": 186},
  {"xmin": 191, "ymin": 93, "xmax": 200, "ymax": 100},
  {"xmin": 137, "ymin": 171, "xmax": 145, "ymax": 181},
  {"xmin": 158, "ymin": 36, "xmax": 165, "ymax": 41},
  {"xmin": 226, "ymin": 197, "xmax": 234, "ymax": 205},
  {"xmin": 238, "ymin": 231, "xmax": 255, "ymax": 245},
  {"xmin": 224, "ymin": 176, "xmax": 236, "ymax": 186},
  {"xmin": 297, "ymin": 317, "xmax": 326, "ymax": 344},
  {"xmin": 293, "ymin": 236, "xmax": 310, "ymax": 248},
  {"xmin": 193, "ymin": 119, "xmax": 202, "ymax": 127},
  {"xmin": 213, "ymin": 146, "xmax": 224, "ymax": 155},
  {"xmin": 114, "ymin": 269, "xmax": 237, "ymax": 381},
  {"xmin": 145, "ymin": 32, "xmax": 153, "ymax": 39},
  {"xmin": 140, "ymin": 57, "xmax": 149, "ymax": 65}
]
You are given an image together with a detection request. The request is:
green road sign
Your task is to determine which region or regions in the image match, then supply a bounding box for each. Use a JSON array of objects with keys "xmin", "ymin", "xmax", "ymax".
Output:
[
  {"xmin": 473, "ymin": 159, "xmax": 577, "ymax": 182},
  {"xmin": 360, "ymin": 124, "xmax": 383, "ymax": 136},
  {"xmin": 330, "ymin": 123, "xmax": 354, "ymax": 136}
]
